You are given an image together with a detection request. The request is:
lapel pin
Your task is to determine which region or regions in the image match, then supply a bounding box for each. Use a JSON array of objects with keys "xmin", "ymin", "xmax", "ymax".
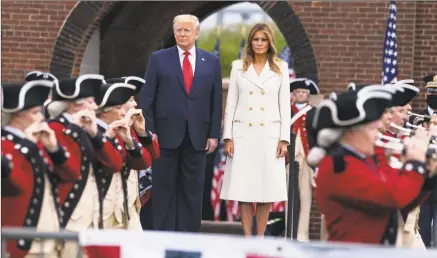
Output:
[{"xmin": 202, "ymin": 58, "xmax": 205, "ymax": 61}]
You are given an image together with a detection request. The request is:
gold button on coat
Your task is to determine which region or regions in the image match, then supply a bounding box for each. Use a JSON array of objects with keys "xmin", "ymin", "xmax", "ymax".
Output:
[
  {"xmin": 260, "ymin": 107, "xmax": 264, "ymax": 110},
  {"xmin": 249, "ymin": 107, "xmax": 253, "ymax": 110},
  {"xmin": 260, "ymin": 122, "xmax": 264, "ymax": 126},
  {"xmin": 261, "ymin": 91, "xmax": 265, "ymax": 95},
  {"xmin": 249, "ymin": 123, "xmax": 252, "ymax": 126},
  {"xmin": 250, "ymin": 91, "xmax": 253, "ymax": 95}
]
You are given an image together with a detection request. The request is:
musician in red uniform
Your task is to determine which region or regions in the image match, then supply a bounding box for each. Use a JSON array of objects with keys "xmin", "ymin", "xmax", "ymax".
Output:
[
  {"xmin": 107, "ymin": 76, "xmax": 160, "ymax": 206},
  {"xmin": 348, "ymin": 81, "xmax": 413, "ymax": 140},
  {"xmin": 386, "ymin": 80, "xmax": 419, "ymax": 139},
  {"xmin": 418, "ymin": 74, "xmax": 437, "ymax": 247},
  {"xmin": 307, "ymin": 87, "xmax": 437, "ymax": 245},
  {"xmin": 94, "ymin": 81, "xmax": 152, "ymax": 229},
  {"xmin": 106, "ymin": 76, "xmax": 161, "ymax": 230},
  {"xmin": 287, "ymin": 78, "xmax": 319, "ymax": 241},
  {"xmin": 44, "ymin": 74, "xmax": 124, "ymax": 257},
  {"xmin": 105, "ymin": 76, "xmax": 160, "ymax": 159},
  {"xmin": 347, "ymin": 83, "xmax": 418, "ymax": 168},
  {"xmin": 1, "ymin": 80, "xmax": 80, "ymax": 258},
  {"xmin": 347, "ymin": 83, "xmax": 431, "ymax": 247}
]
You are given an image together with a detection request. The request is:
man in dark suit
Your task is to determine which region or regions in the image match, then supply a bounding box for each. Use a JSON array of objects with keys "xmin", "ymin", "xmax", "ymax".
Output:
[
  {"xmin": 418, "ymin": 74, "xmax": 437, "ymax": 247},
  {"xmin": 141, "ymin": 14, "xmax": 222, "ymax": 232}
]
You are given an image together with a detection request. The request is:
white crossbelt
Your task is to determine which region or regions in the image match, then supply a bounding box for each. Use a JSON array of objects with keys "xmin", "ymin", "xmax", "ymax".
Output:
[{"xmin": 290, "ymin": 105, "xmax": 312, "ymax": 127}]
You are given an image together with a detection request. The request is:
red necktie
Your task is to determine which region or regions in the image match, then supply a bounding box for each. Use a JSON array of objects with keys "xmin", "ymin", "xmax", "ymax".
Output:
[{"xmin": 182, "ymin": 51, "xmax": 193, "ymax": 93}]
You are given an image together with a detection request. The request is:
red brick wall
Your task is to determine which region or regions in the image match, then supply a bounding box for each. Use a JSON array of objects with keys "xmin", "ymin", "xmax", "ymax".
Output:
[
  {"xmin": 2, "ymin": 1, "xmax": 434, "ymax": 106},
  {"xmin": 291, "ymin": 1, "xmax": 436, "ymax": 111},
  {"xmin": 1, "ymin": 0, "xmax": 436, "ymax": 240},
  {"xmin": 1, "ymin": 1, "xmax": 76, "ymax": 81},
  {"xmin": 412, "ymin": 1, "xmax": 437, "ymax": 111}
]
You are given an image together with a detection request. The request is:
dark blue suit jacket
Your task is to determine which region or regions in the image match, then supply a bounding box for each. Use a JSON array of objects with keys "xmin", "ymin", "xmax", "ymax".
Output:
[{"xmin": 141, "ymin": 46, "xmax": 222, "ymax": 151}]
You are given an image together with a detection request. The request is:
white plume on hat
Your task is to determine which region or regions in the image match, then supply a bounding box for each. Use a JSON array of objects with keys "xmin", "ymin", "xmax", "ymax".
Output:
[
  {"xmin": 307, "ymin": 128, "xmax": 344, "ymax": 166},
  {"xmin": 347, "ymin": 82, "xmax": 356, "ymax": 91},
  {"xmin": 46, "ymin": 101, "xmax": 68, "ymax": 119}
]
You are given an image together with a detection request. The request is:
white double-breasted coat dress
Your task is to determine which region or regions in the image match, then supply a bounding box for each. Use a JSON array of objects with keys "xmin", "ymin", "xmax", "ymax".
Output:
[{"xmin": 220, "ymin": 59, "xmax": 291, "ymax": 203}]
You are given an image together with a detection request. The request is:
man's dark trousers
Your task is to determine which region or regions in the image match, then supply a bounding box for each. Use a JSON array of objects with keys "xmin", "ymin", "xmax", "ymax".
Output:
[
  {"xmin": 152, "ymin": 127, "xmax": 206, "ymax": 232},
  {"xmin": 418, "ymin": 199, "xmax": 437, "ymax": 247}
]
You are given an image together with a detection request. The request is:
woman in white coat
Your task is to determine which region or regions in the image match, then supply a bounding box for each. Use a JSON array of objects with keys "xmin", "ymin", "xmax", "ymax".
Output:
[{"xmin": 220, "ymin": 23, "xmax": 291, "ymax": 236}]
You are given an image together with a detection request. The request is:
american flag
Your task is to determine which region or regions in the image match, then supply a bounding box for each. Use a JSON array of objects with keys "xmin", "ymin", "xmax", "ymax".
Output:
[
  {"xmin": 278, "ymin": 46, "xmax": 292, "ymax": 66},
  {"xmin": 138, "ymin": 167, "xmax": 152, "ymax": 206},
  {"xmin": 278, "ymin": 46, "xmax": 296, "ymax": 80},
  {"xmin": 209, "ymin": 36, "xmax": 226, "ymax": 221},
  {"xmin": 238, "ymin": 39, "xmax": 245, "ymax": 59},
  {"xmin": 212, "ymin": 37, "xmax": 220, "ymax": 57},
  {"xmin": 382, "ymin": 0, "xmax": 398, "ymax": 85},
  {"xmin": 211, "ymin": 140, "xmax": 226, "ymax": 221}
]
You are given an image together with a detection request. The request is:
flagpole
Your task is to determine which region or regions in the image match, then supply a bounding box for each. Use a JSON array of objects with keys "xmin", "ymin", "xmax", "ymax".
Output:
[{"xmin": 216, "ymin": 25, "xmax": 221, "ymax": 38}]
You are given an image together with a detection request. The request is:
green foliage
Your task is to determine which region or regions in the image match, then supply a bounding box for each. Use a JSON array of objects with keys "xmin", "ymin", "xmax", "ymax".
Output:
[{"xmin": 197, "ymin": 23, "xmax": 287, "ymax": 78}]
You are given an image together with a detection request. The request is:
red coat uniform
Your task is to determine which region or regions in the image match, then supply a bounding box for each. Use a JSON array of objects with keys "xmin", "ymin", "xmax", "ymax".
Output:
[
  {"xmin": 291, "ymin": 105, "xmax": 311, "ymax": 156},
  {"xmin": 94, "ymin": 123, "xmax": 153, "ymax": 225},
  {"xmin": 48, "ymin": 114, "xmax": 124, "ymax": 228},
  {"xmin": 132, "ymin": 128, "xmax": 160, "ymax": 160},
  {"xmin": 1, "ymin": 127, "xmax": 80, "ymax": 258},
  {"xmin": 316, "ymin": 146, "xmax": 429, "ymax": 244},
  {"xmin": 285, "ymin": 104, "xmax": 312, "ymax": 165},
  {"xmin": 2, "ymin": 153, "xmax": 26, "ymax": 196},
  {"xmin": 375, "ymin": 131, "xmax": 434, "ymax": 221}
]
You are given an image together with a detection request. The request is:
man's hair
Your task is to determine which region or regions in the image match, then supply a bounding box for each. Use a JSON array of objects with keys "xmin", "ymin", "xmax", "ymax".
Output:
[
  {"xmin": 96, "ymin": 106, "xmax": 113, "ymax": 116},
  {"xmin": 173, "ymin": 14, "xmax": 200, "ymax": 31}
]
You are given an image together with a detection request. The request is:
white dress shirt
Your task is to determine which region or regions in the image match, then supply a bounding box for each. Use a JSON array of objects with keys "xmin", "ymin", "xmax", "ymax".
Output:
[
  {"xmin": 3, "ymin": 125, "xmax": 26, "ymax": 138},
  {"xmin": 295, "ymin": 102, "xmax": 307, "ymax": 111},
  {"xmin": 177, "ymin": 45, "xmax": 196, "ymax": 75},
  {"xmin": 96, "ymin": 118, "xmax": 108, "ymax": 130},
  {"xmin": 427, "ymin": 106, "xmax": 436, "ymax": 115}
]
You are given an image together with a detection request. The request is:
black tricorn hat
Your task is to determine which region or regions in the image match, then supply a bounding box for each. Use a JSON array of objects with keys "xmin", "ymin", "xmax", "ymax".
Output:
[
  {"xmin": 312, "ymin": 88, "xmax": 393, "ymax": 131},
  {"xmin": 24, "ymin": 71, "xmax": 58, "ymax": 120},
  {"xmin": 95, "ymin": 83, "xmax": 137, "ymax": 109},
  {"xmin": 290, "ymin": 78, "xmax": 319, "ymax": 95},
  {"xmin": 1, "ymin": 80, "xmax": 54, "ymax": 113},
  {"xmin": 355, "ymin": 81, "xmax": 419, "ymax": 107},
  {"xmin": 24, "ymin": 70, "xmax": 58, "ymax": 82},
  {"xmin": 306, "ymin": 86, "xmax": 393, "ymax": 167},
  {"xmin": 345, "ymin": 84, "xmax": 399, "ymax": 108},
  {"xmin": 51, "ymin": 74, "xmax": 104, "ymax": 102},
  {"xmin": 105, "ymin": 76, "xmax": 145, "ymax": 95},
  {"xmin": 425, "ymin": 75, "xmax": 437, "ymax": 91},
  {"xmin": 389, "ymin": 81, "xmax": 419, "ymax": 106},
  {"xmin": 424, "ymin": 74, "xmax": 436, "ymax": 84}
]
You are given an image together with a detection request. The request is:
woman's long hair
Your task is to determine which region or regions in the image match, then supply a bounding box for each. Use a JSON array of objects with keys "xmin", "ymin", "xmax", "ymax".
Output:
[{"xmin": 242, "ymin": 23, "xmax": 281, "ymax": 75}]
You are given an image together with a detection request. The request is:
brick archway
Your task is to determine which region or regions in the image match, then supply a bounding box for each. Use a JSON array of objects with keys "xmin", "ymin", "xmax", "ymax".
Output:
[{"xmin": 49, "ymin": 1, "xmax": 318, "ymax": 84}]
